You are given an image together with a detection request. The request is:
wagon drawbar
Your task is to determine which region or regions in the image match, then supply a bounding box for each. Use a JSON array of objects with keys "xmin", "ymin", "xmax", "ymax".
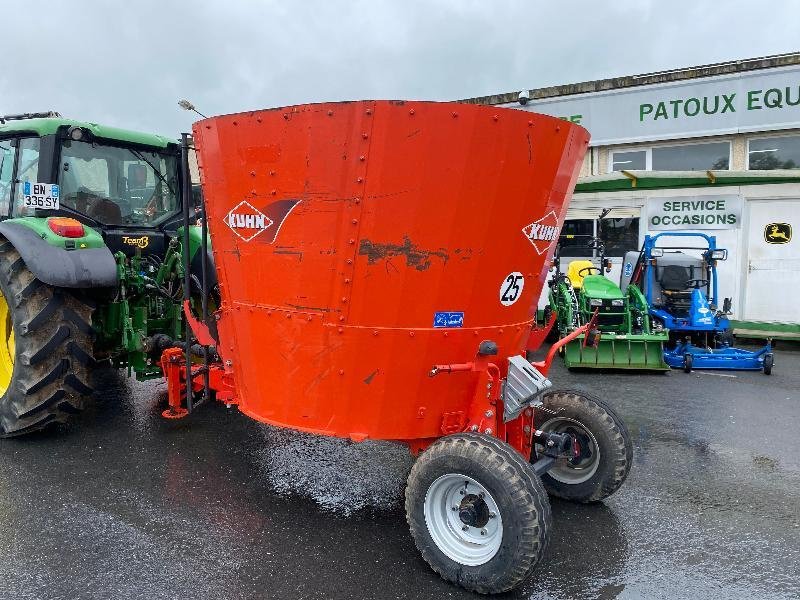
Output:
[{"xmin": 163, "ymin": 100, "xmax": 633, "ymax": 594}]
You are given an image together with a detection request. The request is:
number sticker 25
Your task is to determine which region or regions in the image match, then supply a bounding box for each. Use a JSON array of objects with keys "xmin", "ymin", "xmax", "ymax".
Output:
[{"xmin": 499, "ymin": 272, "xmax": 525, "ymax": 306}]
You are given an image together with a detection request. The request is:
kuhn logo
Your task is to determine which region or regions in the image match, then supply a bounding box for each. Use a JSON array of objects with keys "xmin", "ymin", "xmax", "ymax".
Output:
[
  {"xmin": 224, "ymin": 198, "xmax": 301, "ymax": 244},
  {"xmin": 225, "ymin": 201, "xmax": 274, "ymax": 242},
  {"xmin": 522, "ymin": 210, "xmax": 560, "ymax": 255}
]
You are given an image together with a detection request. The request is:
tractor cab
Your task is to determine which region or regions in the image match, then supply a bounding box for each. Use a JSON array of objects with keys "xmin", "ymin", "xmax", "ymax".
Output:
[
  {"xmin": 0, "ymin": 111, "xmax": 213, "ymax": 399},
  {"xmin": 0, "ymin": 112, "xmax": 184, "ymax": 257}
]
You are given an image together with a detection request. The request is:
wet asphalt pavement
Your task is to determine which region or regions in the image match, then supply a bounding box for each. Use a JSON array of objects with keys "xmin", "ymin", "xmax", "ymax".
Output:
[{"xmin": 1, "ymin": 346, "xmax": 799, "ymax": 600}]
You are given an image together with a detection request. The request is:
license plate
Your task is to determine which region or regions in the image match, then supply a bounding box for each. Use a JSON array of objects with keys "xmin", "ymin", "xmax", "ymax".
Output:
[{"xmin": 22, "ymin": 181, "xmax": 60, "ymax": 210}]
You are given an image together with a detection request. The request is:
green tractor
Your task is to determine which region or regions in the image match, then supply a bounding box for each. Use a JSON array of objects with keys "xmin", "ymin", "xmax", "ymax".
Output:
[
  {"xmin": 545, "ymin": 236, "xmax": 669, "ymax": 370},
  {"xmin": 0, "ymin": 112, "xmax": 211, "ymax": 436}
]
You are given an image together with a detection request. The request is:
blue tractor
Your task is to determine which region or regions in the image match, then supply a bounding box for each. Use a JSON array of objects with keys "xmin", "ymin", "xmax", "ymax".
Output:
[{"xmin": 621, "ymin": 232, "xmax": 773, "ymax": 374}]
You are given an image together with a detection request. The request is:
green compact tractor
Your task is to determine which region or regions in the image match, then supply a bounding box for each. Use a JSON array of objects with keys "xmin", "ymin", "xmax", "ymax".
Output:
[
  {"xmin": 0, "ymin": 112, "xmax": 210, "ymax": 435},
  {"xmin": 546, "ymin": 236, "xmax": 669, "ymax": 370}
]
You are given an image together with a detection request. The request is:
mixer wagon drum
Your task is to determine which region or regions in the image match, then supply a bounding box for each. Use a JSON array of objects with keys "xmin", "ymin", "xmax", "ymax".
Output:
[{"xmin": 190, "ymin": 100, "xmax": 631, "ymax": 593}]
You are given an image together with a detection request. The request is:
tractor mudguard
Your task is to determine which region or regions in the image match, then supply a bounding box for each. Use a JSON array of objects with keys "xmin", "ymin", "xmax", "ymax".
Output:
[{"xmin": 0, "ymin": 221, "xmax": 117, "ymax": 288}]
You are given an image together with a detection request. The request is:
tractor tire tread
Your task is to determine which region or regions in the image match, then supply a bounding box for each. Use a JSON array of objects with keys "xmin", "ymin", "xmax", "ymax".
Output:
[
  {"xmin": 24, "ymin": 358, "xmax": 69, "ymax": 396},
  {"xmin": 0, "ymin": 239, "xmax": 96, "ymax": 437},
  {"xmin": 23, "ymin": 291, "xmax": 61, "ymax": 333}
]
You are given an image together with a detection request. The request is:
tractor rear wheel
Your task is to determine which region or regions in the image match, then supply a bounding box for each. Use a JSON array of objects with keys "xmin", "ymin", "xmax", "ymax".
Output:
[
  {"xmin": 0, "ymin": 242, "xmax": 95, "ymax": 437},
  {"xmin": 533, "ymin": 390, "xmax": 632, "ymax": 503},
  {"xmin": 406, "ymin": 433, "xmax": 551, "ymax": 594}
]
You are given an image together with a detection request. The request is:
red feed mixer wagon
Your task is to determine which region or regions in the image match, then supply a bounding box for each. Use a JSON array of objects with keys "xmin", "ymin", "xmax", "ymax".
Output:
[{"xmin": 166, "ymin": 100, "xmax": 633, "ymax": 594}]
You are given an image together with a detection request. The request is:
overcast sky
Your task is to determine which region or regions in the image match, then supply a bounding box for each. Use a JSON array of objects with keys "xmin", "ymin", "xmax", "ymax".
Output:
[{"xmin": 2, "ymin": 1, "xmax": 798, "ymax": 136}]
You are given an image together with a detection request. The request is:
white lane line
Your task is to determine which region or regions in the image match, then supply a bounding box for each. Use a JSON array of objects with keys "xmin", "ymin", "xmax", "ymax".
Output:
[{"xmin": 697, "ymin": 371, "xmax": 738, "ymax": 378}]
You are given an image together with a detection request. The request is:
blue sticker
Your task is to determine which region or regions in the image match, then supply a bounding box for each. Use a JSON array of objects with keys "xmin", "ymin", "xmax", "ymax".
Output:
[
  {"xmin": 433, "ymin": 311, "xmax": 464, "ymax": 328},
  {"xmin": 23, "ymin": 181, "xmax": 30, "ymax": 195},
  {"xmin": 624, "ymin": 262, "xmax": 633, "ymax": 277},
  {"xmin": 51, "ymin": 184, "xmax": 60, "ymax": 198}
]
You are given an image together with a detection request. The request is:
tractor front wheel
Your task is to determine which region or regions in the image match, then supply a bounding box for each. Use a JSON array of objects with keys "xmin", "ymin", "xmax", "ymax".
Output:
[
  {"xmin": 405, "ymin": 433, "xmax": 551, "ymax": 594},
  {"xmin": 0, "ymin": 242, "xmax": 95, "ymax": 436},
  {"xmin": 533, "ymin": 390, "xmax": 632, "ymax": 503}
]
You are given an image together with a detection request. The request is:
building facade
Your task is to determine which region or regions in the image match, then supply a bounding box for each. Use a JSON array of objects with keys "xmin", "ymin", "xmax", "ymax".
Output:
[{"xmin": 466, "ymin": 53, "xmax": 800, "ymax": 336}]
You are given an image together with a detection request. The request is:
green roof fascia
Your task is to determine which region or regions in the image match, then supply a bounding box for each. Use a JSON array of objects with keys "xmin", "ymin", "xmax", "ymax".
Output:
[
  {"xmin": 575, "ymin": 170, "xmax": 800, "ymax": 193},
  {"xmin": 0, "ymin": 118, "xmax": 174, "ymax": 149}
]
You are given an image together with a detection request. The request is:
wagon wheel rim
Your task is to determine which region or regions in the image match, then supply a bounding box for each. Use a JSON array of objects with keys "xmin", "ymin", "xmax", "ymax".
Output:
[
  {"xmin": 423, "ymin": 474, "xmax": 503, "ymax": 566},
  {"xmin": 538, "ymin": 417, "xmax": 600, "ymax": 484},
  {"xmin": 0, "ymin": 289, "xmax": 14, "ymax": 396}
]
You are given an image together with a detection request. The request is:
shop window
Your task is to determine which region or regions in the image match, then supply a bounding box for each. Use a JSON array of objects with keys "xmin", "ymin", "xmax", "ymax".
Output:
[
  {"xmin": 652, "ymin": 142, "xmax": 730, "ymax": 171},
  {"xmin": 559, "ymin": 217, "xmax": 640, "ymax": 257},
  {"xmin": 609, "ymin": 141, "xmax": 731, "ymax": 172},
  {"xmin": 558, "ymin": 219, "xmax": 594, "ymax": 257},
  {"xmin": 748, "ymin": 135, "xmax": 800, "ymax": 170},
  {"xmin": 611, "ymin": 150, "xmax": 646, "ymax": 171},
  {"xmin": 599, "ymin": 217, "xmax": 640, "ymax": 256}
]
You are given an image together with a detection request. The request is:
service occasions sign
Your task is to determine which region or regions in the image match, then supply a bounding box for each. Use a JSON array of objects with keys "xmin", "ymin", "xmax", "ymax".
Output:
[{"xmin": 646, "ymin": 195, "xmax": 743, "ymax": 230}]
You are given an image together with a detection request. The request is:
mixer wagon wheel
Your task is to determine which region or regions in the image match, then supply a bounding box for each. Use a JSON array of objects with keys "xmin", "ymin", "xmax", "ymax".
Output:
[
  {"xmin": 532, "ymin": 390, "xmax": 632, "ymax": 503},
  {"xmin": 0, "ymin": 242, "xmax": 95, "ymax": 437},
  {"xmin": 405, "ymin": 433, "xmax": 551, "ymax": 594}
]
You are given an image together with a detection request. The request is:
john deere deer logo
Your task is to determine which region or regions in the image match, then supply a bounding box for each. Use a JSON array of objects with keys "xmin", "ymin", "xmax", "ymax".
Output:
[{"xmin": 764, "ymin": 223, "xmax": 792, "ymax": 245}]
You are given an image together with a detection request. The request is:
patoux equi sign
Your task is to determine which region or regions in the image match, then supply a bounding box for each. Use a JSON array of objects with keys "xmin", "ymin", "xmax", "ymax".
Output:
[{"xmin": 502, "ymin": 64, "xmax": 800, "ymax": 146}]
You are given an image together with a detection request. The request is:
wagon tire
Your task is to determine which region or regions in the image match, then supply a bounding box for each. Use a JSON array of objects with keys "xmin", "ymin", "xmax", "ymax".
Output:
[
  {"xmin": 683, "ymin": 353, "xmax": 693, "ymax": 373},
  {"xmin": 406, "ymin": 433, "xmax": 551, "ymax": 594},
  {"xmin": 0, "ymin": 241, "xmax": 95, "ymax": 437},
  {"xmin": 533, "ymin": 390, "xmax": 632, "ymax": 503},
  {"xmin": 763, "ymin": 353, "xmax": 773, "ymax": 375}
]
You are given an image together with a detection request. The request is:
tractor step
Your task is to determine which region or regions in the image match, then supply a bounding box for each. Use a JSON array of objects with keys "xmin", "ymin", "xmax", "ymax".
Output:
[{"xmin": 562, "ymin": 333, "xmax": 670, "ymax": 370}]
